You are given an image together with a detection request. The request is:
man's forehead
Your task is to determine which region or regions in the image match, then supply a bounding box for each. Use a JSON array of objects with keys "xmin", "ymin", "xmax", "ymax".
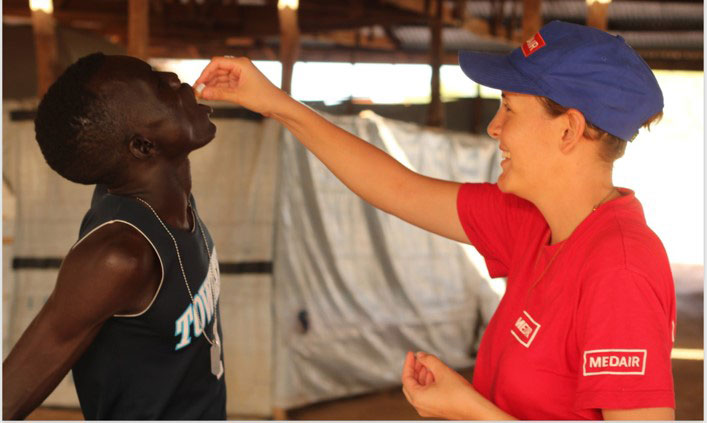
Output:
[
  {"xmin": 93, "ymin": 55, "xmax": 149, "ymax": 80},
  {"xmin": 90, "ymin": 56, "xmax": 151, "ymax": 88},
  {"xmin": 88, "ymin": 74, "xmax": 151, "ymax": 105}
]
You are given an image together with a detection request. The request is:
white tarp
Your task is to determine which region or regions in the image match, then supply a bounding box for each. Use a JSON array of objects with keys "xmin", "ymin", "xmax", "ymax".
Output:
[{"xmin": 272, "ymin": 111, "xmax": 502, "ymax": 408}]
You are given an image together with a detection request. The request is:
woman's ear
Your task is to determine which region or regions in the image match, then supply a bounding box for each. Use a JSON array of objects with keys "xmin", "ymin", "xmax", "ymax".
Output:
[
  {"xmin": 559, "ymin": 109, "xmax": 587, "ymax": 154},
  {"xmin": 128, "ymin": 135, "xmax": 155, "ymax": 159}
]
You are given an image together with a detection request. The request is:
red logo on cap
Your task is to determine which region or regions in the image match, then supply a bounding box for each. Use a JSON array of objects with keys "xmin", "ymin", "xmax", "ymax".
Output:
[{"xmin": 522, "ymin": 32, "xmax": 546, "ymax": 57}]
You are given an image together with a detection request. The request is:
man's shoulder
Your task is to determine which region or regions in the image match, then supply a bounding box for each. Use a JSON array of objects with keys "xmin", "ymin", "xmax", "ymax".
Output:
[
  {"xmin": 54, "ymin": 221, "xmax": 163, "ymax": 318},
  {"xmin": 69, "ymin": 221, "xmax": 161, "ymax": 285}
]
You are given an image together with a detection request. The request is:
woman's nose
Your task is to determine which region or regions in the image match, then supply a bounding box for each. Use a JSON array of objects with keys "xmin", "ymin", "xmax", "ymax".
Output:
[{"xmin": 487, "ymin": 112, "xmax": 502, "ymax": 140}]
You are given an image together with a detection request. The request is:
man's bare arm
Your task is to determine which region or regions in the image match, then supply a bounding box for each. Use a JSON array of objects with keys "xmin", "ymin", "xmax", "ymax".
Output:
[{"xmin": 2, "ymin": 223, "xmax": 161, "ymax": 420}]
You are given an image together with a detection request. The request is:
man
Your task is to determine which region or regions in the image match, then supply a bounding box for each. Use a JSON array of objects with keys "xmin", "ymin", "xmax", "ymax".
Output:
[{"xmin": 3, "ymin": 53, "xmax": 226, "ymax": 420}]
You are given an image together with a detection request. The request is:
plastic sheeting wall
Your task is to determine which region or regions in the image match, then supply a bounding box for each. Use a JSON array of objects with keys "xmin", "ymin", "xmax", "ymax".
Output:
[
  {"xmin": 4, "ymin": 98, "xmax": 99, "ymax": 408},
  {"xmin": 272, "ymin": 111, "xmax": 502, "ymax": 409}
]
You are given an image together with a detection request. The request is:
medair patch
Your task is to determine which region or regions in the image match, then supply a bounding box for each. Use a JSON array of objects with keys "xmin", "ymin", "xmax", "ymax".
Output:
[{"xmin": 583, "ymin": 349, "xmax": 647, "ymax": 376}]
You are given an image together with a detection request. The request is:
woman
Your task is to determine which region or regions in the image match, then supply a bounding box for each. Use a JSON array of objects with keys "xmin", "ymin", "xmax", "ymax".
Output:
[{"xmin": 195, "ymin": 20, "xmax": 675, "ymax": 420}]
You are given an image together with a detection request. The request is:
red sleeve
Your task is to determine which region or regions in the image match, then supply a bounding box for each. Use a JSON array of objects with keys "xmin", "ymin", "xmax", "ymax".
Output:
[
  {"xmin": 456, "ymin": 183, "xmax": 540, "ymax": 278},
  {"xmin": 574, "ymin": 268, "xmax": 675, "ymax": 411}
]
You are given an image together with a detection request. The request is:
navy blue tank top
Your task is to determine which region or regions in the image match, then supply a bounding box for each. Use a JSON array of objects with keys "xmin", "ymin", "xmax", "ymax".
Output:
[{"xmin": 71, "ymin": 187, "xmax": 227, "ymax": 420}]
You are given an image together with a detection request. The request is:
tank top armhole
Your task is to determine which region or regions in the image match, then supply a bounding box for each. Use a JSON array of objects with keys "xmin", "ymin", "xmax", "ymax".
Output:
[{"xmin": 71, "ymin": 220, "xmax": 165, "ymax": 318}]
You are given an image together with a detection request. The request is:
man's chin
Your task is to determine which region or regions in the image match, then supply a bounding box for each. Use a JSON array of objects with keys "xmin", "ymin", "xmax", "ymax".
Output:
[
  {"xmin": 207, "ymin": 122, "xmax": 217, "ymax": 139},
  {"xmin": 198, "ymin": 122, "xmax": 218, "ymax": 146}
]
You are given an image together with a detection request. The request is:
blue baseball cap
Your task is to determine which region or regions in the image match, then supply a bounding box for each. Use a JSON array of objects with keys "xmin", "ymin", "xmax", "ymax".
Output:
[{"xmin": 459, "ymin": 20, "xmax": 663, "ymax": 141}]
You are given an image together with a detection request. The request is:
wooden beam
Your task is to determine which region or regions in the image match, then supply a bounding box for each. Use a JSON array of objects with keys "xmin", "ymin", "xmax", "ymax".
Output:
[
  {"xmin": 31, "ymin": 8, "xmax": 60, "ymax": 97},
  {"xmin": 636, "ymin": 48, "xmax": 704, "ymax": 70},
  {"xmin": 278, "ymin": 4, "xmax": 300, "ymax": 95},
  {"xmin": 489, "ymin": 0, "xmax": 504, "ymax": 37},
  {"xmin": 380, "ymin": 0, "xmax": 459, "ymax": 25},
  {"xmin": 382, "ymin": 0, "xmax": 427, "ymax": 15},
  {"xmin": 306, "ymin": 28, "xmax": 396, "ymax": 50},
  {"xmin": 384, "ymin": 26, "xmax": 402, "ymax": 49},
  {"xmin": 587, "ymin": 1, "xmax": 609, "ymax": 31},
  {"xmin": 521, "ymin": 0, "xmax": 542, "ymax": 41},
  {"xmin": 140, "ymin": 42, "xmax": 702, "ymax": 71},
  {"xmin": 459, "ymin": 17, "xmax": 492, "ymax": 38},
  {"xmin": 146, "ymin": 41, "xmax": 464, "ymax": 63},
  {"xmin": 427, "ymin": 0, "xmax": 444, "ymax": 127},
  {"xmin": 272, "ymin": 407, "xmax": 288, "ymax": 420},
  {"xmin": 350, "ymin": 0, "xmax": 364, "ymax": 19},
  {"xmin": 128, "ymin": 0, "xmax": 150, "ymax": 59},
  {"xmin": 452, "ymin": 0, "xmax": 466, "ymax": 22}
]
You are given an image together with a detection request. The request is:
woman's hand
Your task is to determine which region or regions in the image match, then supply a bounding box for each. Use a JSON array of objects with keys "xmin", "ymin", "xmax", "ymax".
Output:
[
  {"xmin": 401, "ymin": 351, "xmax": 475, "ymax": 419},
  {"xmin": 401, "ymin": 351, "xmax": 516, "ymax": 420},
  {"xmin": 193, "ymin": 56, "xmax": 290, "ymax": 117}
]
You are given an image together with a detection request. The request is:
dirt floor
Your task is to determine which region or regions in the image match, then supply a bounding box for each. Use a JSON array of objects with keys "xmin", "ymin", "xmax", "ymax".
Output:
[{"xmin": 26, "ymin": 289, "xmax": 703, "ymax": 421}]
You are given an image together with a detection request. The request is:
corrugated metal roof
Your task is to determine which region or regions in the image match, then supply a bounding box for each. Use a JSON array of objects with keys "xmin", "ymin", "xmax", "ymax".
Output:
[
  {"xmin": 390, "ymin": 1, "xmax": 704, "ymax": 53},
  {"xmin": 394, "ymin": 26, "xmax": 515, "ymax": 52},
  {"xmin": 467, "ymin": 0, "xmax": 703, "ymax": 27},
  {"xmin": 616, "ymin": 31, "xmax": 703, "ymax": 50},
  {"xmin": 390, "ymin": 26, "xmax": 703, "ymax": 52}
]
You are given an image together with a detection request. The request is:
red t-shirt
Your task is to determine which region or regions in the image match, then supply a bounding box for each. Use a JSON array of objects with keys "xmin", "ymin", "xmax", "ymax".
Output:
[{"xmin": 457, "ymin": 183, "xmax": 676, "ymax": 420}]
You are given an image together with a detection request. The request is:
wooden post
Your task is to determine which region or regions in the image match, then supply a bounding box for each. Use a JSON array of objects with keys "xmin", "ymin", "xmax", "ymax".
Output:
[
  {"xmin": 128, "ymin": 0, "xmax": 150, "ymax": 60},
  {"xmin": 278, "ymin": 4, "xmax": 300, "ymax": 95},
  {"xmin": 272, "ymin": 407, "xmax": 288, "ymax": 420},
  {"xmin": 426, "ymin": 0, "xmax": 444, "ymax": 128},
  {"xmin": 586, "ymin": 1, "xmax": 609, "ymax": 31},
  {"xmin": 453, "ymin": 0, "xmax": 466, "ymax": 22},
  {"xmin": 31, "ymin": 8, "xmax": 59, "ymax": 98},
  {"xmin": 521, "ymin": 0, "xmax": 542, "ymax": 41},
  {"xmin": 489, "ymin": 0, "xmax": 503, "ymax": 37}
]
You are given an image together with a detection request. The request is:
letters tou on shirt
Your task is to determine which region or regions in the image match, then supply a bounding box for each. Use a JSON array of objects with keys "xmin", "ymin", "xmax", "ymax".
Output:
[{"xmin": 174, "ymin": 251, "xmax": 220, "ymax": 350}]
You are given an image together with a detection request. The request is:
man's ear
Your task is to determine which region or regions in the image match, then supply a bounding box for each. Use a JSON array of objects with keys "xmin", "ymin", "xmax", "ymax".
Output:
[
  {"xmin": 559, "ymin": 109, "xmax": 587, "ymax": 154},
  {"xmin": 128, "ymin": 135, "xmax": 155, "ymax": 159}
]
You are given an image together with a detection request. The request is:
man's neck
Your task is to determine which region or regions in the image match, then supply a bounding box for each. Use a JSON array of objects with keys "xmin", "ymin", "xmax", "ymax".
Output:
[{"xmin": 108, "ymin": 159, "xmax": 194, "ymax": 230}]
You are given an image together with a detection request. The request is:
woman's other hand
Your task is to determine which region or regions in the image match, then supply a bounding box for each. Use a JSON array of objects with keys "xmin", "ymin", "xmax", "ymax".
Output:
[
  {"xmin": 401, "ymin": 351, "xmax": 473, "ymax": 419},
  {"xmin": 401, "ymin": 351, "xmax": 516, "ymax": 420}
]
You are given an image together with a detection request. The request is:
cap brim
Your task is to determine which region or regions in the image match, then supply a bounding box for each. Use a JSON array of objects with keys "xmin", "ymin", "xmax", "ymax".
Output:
[{"xmin": 458, "ymin": 50, "xmax": 542, "ymax": 96}]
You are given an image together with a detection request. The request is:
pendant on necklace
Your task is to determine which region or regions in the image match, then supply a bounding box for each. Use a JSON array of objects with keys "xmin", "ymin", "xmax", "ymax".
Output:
[
  {"xmin": 210, "ymin": 342, "xmax": 223, "ymax": 378},
  {"xmin": 210, "ymin": 316, "xmax": 224, "ymax": 378}
]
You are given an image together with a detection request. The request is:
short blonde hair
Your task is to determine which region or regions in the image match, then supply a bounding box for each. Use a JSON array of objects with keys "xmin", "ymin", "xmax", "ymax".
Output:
[{"xmin": 538, "ymin": 97, "xmax": 663, "ymax": 163}]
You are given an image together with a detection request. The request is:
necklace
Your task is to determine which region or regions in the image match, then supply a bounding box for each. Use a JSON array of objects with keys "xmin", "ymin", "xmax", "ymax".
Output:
[
  {"xmin": 527, "ymin": 240, "xmax": 566, "ymax": 297},
  {"xmin": 135, "ymin": 196, "xmax": 223, "ymax": 377},
  {"xmin": 527, "ymin": 187, "xmax": 617, "ymax": 296},
  {"xmin": 592, "ymin": 187, "xmax": 617, "ymax": 212}
]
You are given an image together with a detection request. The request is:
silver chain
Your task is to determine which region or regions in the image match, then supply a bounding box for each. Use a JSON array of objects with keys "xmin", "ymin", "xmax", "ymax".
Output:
[
  {"xmin": 592, "ymin": 187, "xmax": 617, "ymax": 212},
  {"xmin": 135, "ymin": 196, "xmax": 218, "ymax": 346}
]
